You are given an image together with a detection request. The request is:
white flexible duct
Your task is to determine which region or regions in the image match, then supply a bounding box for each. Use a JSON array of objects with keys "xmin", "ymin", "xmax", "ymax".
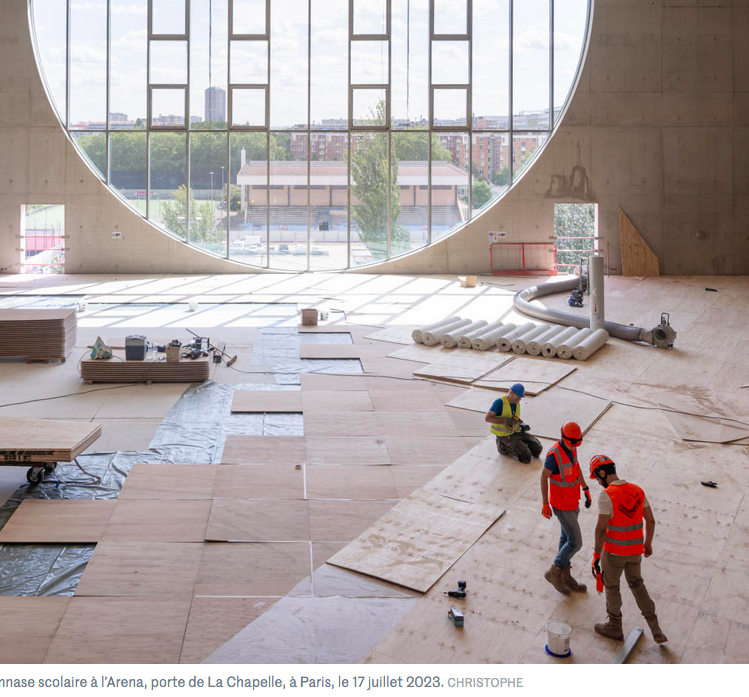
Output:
[
  {"xmin": 556, "ymin": 328, "xmax": 594, "ymax": 359},
  {"xmin": 412, "ymin": 316, "xmax": 461, "ymax": 344},
  {"xmin": 527, "ymin": 325, "xmax": 565, "ymax": 356},
  {"xmin": 498, "ymin": 322, "xmax": 535, "ymax": 352},
  {"xmin": 573, "ymin": 328, "xmax": 610, "ymax": 360},
  {"xmin": 443, "ymin": 320, "xmax": 488, "ymax": 348},
  {"xmin": 472, "ymin": 323, "xmax": 515, "ymax": 351},
  {"xmin": 589, "ymin": 256, "xmax": 605, "ymax": 332},
  {"xmin": 458, "ymin": 319, "xmax": 503, "ymax": 349},
  {"xmin": 422, "ymin": 318, "xmax": 472, "ymax": 346},
  {"xmin": 542, "ymin": 326, "xmax": 578, "ymax": 358},
  {"xmin": 511, "ymin": 323, "xmax": 550, "ymax": 355}
]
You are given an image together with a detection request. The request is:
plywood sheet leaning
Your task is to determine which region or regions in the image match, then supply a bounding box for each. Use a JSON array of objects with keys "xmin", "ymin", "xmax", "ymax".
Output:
[
  {"xmin": 0, "ymin": 418, "xmax": 101, "ymax": 463},
  {"xmin": 327, "ymin": 488, "xmax": 504, "ymax": 593},
  {"xmin": 414, "ymin": 352, "xmax": 513, "ymax": 385},
  {"xmin": 619, "ymin": 207, "xmax": 659, "ymax": 277},
  {"xmin": 231, "ymin": 390, "xmax": 303, "ymax": 413},
  {"xmin": 519, "ymin": 390, "xmax": 612, "ymax": 440},
  {"xmin": 474, "ymin": 356, "xmax": 577, "ymax": 395}
]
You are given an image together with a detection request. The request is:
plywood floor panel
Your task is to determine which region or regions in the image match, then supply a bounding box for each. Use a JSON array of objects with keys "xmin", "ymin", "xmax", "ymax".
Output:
[
  {"xmin": 387, "ymin": 344, "xmax": 447, "ymax": 363},
  {"xmin": 384, "ymin": 435, "xmax": 470, "ymax": 465},
  {"xmin": 369, "ymin": 391, "xmax": 447, "ymax": 412},
  {"xmin": 212, "ymin": 464, "xmax": 304, "ymax": 499},
  {"xmin": 372, "ymin": 411, "xmax": 459, "ymax": 437},
  {"xmin": 0, "ymin": 499, "xmax": 116, "ymax": 543},
  {"xmin": 445, "ymin": 386, "xmax": 507, "ymax": 413},
  {"xmin": 300, "ymin": 344, "xmax": 386, "ymax": 359},
  {"xmin": 390, "ymin": 466, "xmax": 447, "ymax": 498},
  {"xmin": 221, "ymin": 436, "xmax": 305, "ymax": 465},
  {"xmin": 301, "ymin": 390, "xmax": 374, "ymax": 412},
  {"xmin": 206, "ymin": 499, "xmax": 310, "ymax": 542},
  {"xmin": 118, "ymin": 464, "xmax": 217, "ymax": 500},
  {"xmin": 474, "ymin": 357, "xmax": 577, "ymax": 394},
  {"xmin": 305, "ymin": 435, "xmax": 390, "ymax": 465},
  {"xmin": 365, "ymin": 326, "xmax": 417, "ymax": 345},
  {"xmin": 306, "ymin": 465, "xmax": 399, "ymax": 500},
  {"xmin": 303, "ymin": 411, "xmax": 379, "ymax": 436},
  {"xmin": 101, "ymin": 499, "xmax": 212, "ymax": 542},
  {"xmin": 0, "ymin": 597, "xmax": 71, "ymax": 663},
  {"xmin": 360, "ymin": 356, "xmax": 428, "ymax": 378},
  {"xmin": 445, "ymin": 406, "xmax": 492, "ymax": 437},
  {"xmin": 519, "ymin": 390, "xmax": 612, "ymax": 440},
  {"xmin": 231, "ymin": 391, "xmax": 303, "ymax": 413},
  {"xmin": 309, "ymin": 499, "xmax": 399, "ymax": 542}
]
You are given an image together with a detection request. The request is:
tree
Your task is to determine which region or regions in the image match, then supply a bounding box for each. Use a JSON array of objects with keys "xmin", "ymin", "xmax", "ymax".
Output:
[
  {"xmin": 471, "ymin": 180, "xmax": 493, "ymax": 208},
  {"xmin": 161, "ymin": 185, "xmax": 225, "ymax": 249},
  {"xmin": 492, "ymin": 167, "xmax": 509, "ymax": 187},
  {"xmin": 554, "ymin": 203, "xmax": 596, "ymax": 271}
]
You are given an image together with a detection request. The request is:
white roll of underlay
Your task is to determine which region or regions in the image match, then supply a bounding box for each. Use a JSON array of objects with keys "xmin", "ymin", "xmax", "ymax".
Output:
[
  {"xmin": 457, "ymin": 320, "xmax": 495, "ymax": 349},
  {"xmin": 511, "ymin": 323, "xmax": 550, "ymax": 355},
  {"xmin": 573, "ymin": 328, "xmax": 610, "ymax": 361},
  {"xmin": 527, "ymin": 325, "xmax": 565, "ymax": 356},
  {"xmin": 497, "ymin": 322, "xmax": 535, "ymax": 352},
  {"xmin": 422, "ymin": 318, "xmax": 473, "ymax": 346},
  {"xmin": 472, "ymin": 323, "xmax": 514, "ymax": 351},
  {"xmin": 412, "ymin": 316, "xmax": 461, "ymax": 344},
  {"xmin": 442, "ymin": 320, "xmax": 488, "ymax": 348},
  {"xmin": 541, "ymin": 326, "xmax": 578, "ymax": 358},
  {"xmin": 556, "ymin": 328, "xmax": 595, "ymax": 360}
]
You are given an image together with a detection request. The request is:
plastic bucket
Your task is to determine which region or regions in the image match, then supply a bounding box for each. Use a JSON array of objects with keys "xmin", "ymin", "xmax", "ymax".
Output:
[{"xmin": 545, "ymin": 620, "xmax": 572, "ymax": 658}]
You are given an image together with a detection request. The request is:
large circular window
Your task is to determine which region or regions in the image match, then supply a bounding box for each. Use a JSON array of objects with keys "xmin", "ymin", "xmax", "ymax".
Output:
[{"xmin": 31, "ymin": 0, "xmax": 589, "ymax": 270}]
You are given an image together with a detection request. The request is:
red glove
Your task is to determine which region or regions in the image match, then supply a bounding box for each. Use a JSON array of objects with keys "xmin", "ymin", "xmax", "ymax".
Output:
[
  {"xmin": 592, "ymin": 552, "xmax": 604, "ymax": 593},
  {"xmin": 583, "ymin": 488, "xmax": 592, "ymax": 509},
  {"xmin": 542, "ymin": 503, "xmax": 552, "ymax": 519}
]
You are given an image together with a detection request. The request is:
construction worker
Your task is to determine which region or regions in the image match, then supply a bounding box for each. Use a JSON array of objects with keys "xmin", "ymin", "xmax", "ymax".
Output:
[
  {"xmin": 589, "ymin": 454, "xmax": 667, "ymax": 644},
  {"xmin": 540, "ymin": 421, "xmax": 591, "ymax": 594},
  {"xmin": 485, "ymin": 383, "xmax": 543, "ymax": 464}
]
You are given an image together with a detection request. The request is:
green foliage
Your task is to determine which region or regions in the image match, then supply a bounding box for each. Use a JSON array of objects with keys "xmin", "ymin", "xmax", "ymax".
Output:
[
  {"xmin": 390, "ymin": 133, "xmax": 452, "ymax": 162},
  {"xmin": 230, "ymin": 187, "xmax": 242, "ymax": 212},
  {"xmin": 161, "ymin": 185, "xmax": 225, "ymax": 247},
  {"xmin": 471, "ymin": 180, "xmax": 493, "ymax": 208},
  {"xmin": 492, "ymin": 167, "xmax": 509, "ymax": 187},
  {"xmin": 554, "ymin": 203, "xmax": 596, "ymax": 269}
]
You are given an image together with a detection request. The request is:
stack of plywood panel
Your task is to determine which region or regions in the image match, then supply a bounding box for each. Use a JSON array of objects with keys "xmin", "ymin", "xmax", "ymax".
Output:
[
  {"xmin": 80, "ymin": 350, "xmax": 213, "ymax": 384},
  {"xmin": 0, "ymin": 418, "xmax": 101, "ymax": 464},
  {"xmin": 0, "ymin": 308, "xmax": 76, "ymax": 362}
]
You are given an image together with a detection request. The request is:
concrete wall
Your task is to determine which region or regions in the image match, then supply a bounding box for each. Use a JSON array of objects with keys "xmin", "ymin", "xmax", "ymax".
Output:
[{"xmin": 1, "ymin": 0, "xmax": 747, "ymax": 275}]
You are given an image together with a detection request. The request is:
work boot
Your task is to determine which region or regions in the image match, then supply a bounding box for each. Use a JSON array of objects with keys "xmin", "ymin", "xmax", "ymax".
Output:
[
  {"xmin": 646, "ymin": 615, "xmax": 668, "ymax": 644},
  {"xmin": 594, "ymin": 618, "xmax": 624, "ymax": 641},
  {"xmin": 544, "ymin": 565, "xmax": 570, "ymax": 595},
  {"xmin": 560, "ymin": 565, "xmax": 587, "ymax": 593}
]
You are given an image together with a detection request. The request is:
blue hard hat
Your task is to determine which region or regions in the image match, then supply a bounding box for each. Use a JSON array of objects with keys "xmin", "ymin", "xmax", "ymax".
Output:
[{"xmin": 510, "ymin": 383, "xmax": 525, "ymax": 398}]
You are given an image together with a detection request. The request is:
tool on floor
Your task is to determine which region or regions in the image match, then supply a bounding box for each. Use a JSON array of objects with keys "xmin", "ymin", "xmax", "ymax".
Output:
[
  {"xmin": 444, "ymin": 580, "xmax": 467, "ymax": 599},
  {"xmin": 611, "ymin": 627, "xmax": 643, "ymax": 664},
  {"xmin": 701, "ymin": 480, "xmax": 718, "ymax": 488},
  {"xmin": 185, "ymin": 329, "xmax": 238, "ymax": 367},
  {"xmin": 567, "ymin": 287, "xmax": 584, "ymax": 308},
  {"xmin": 448, "ymin": 608, "xmax": 464, "ymax": 627}
]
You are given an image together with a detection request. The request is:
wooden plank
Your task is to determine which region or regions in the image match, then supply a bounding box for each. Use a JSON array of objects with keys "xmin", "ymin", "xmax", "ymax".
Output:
[
  {"xmin": 474, "ymin": 356, "xmax": 577, "ymax": 394},
  {"xmin": 80, "ymin": 350, "xmax": 213, "ymax": 384},
  {"xmin": 301, "ymin": 390, "xmax": 374, "ymax": 412},
  {"xmin": 74, "ymin": 542, "xmax": 203, "ymax": 598},
  {"xmin": 414, "ymin": 352, "xmax": 512, "ymax": 385},
  {"xmin": 44, "ymin": 597, "xmax": 191, "ymax": 664},
  {"xmin": 221, "ymin": 436, "xmax": 305, "ymax": 465},
  {"xmin": 309, "ymin": 500, "xmax": 400, "ymax": 542},
  {"xmin": 306, "ymin": 465, "xmax": 400, "ymax": 500},
  {"xmin": 101, "ymin": 499, "xmax": 213, "ymax": 542},
  {"xmin": 384, "ymin": 436, "xmax": 470, "ymax": 465},
  {"xmin": 369, "ymin": 390, "xmax": 448, "ymax": 412},
  {"xmin": 328, "ymin": 489, "xmax": 504, "ymax": 592},
  {"xmin": 391, "ymin": 466, "xmax": 447, "ymax": 498},
  {"xmin": 205, "ymin": 499, "xmax": 311, "ymax": 542},
  {"xmin": 519, "ymin": 390, "xmax": 612, "ymax": 440},
  {"xmin": 0, "ymin": 500, "xmax": 116, "ymax": 544},
  {"xmin": 613, "ymin": 627, "xmax": 644, "ymax": 664},
  {"xmin": 303, "ymin": 411, "xmax": 380, "ymax": 436},
  {"xmin": 0, "ymin": 597, "xmax": 71, "ymax": 663},
  {"xmin": 0, "ymin": 418, "xmax": 101, "ymax": 463},
  {"xmin": 118, "ymin": 464, "xmax": 218, "ymax": 500},
  {"xmin": 212, "ymin": 464, "xmax": 304, "ymax": 499},
  {"xmin": 231, "ymin": 390, "xmax": 303, "ymax": 413},
  {"xmin": 619, "ymin": 207, "xmax": 660, "ymax": 277},
  {"xmin": 305, "ymin": 435, "xmax": 390, "ymax": 465}
]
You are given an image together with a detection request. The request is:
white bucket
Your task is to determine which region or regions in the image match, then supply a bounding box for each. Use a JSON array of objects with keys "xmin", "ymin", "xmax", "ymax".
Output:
[
  {"xmin": 188, "ymin": 299, "xmax": 199, "ymax": 312},
  {"xmin": 545, "ymin": 620, "xmax": 572, "ymax": 657}
]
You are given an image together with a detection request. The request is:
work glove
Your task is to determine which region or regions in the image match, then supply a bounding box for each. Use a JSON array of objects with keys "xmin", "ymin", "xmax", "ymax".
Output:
[
  {"xmin": 542, "ymin": 503, "xmax": 552, "ymax": 519},
  {"xmin": 519, "ymin": 423, "xmax": 531, "ymax": 432},
  {"xmin": 592, "ymin": 552, "xmax": 604, "ymax": 593},
  {"xmin": 583, "ymin": 488, "xmax": 592, "ymax": 509}
]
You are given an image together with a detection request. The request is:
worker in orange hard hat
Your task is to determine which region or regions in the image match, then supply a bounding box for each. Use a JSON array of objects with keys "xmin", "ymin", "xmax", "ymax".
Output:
[
  {"xmin": 589, "ymin": 454, "xmax": 667, "ymax": 644},
  {"xmin": 540, "ymin": 421, "xmax": 591, "ymax": 595}
]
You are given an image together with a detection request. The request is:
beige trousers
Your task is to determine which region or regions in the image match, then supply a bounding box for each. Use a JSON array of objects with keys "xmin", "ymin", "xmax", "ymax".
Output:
[{"xmin": 601, "ymin": 551, "xmax": 657, "ymax": 623}]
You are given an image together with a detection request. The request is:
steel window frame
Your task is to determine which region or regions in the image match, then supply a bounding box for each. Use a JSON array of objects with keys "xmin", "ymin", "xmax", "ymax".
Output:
[
  {"xmin": 229, "ymin": 0, "xmax": 270, "ymax": 39},
  {"xmin": 149, "ymin": 0, "xmax": 189, "ymax": 40},
  {"xmin": 229, "ymin": 85, "xmax": 270, "ymax": 130}
]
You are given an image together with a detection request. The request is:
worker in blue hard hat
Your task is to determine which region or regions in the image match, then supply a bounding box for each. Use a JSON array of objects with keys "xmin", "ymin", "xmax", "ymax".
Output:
[{"xmin": 485, "ymin": 383, "xmax": 543, "ymax": 464}]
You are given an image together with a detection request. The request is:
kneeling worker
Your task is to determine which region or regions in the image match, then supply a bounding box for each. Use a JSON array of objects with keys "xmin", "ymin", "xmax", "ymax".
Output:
[
  {"xmin": 485, "ymin": 383, "xmax": 543, "ymax": 464},
  {"xmin": 540, "ymin": 421, "xmax": 590, "ymax": 594},
  {"xmin": 589, "ymin": 454, "xmax": 667, "ymax": 644}
]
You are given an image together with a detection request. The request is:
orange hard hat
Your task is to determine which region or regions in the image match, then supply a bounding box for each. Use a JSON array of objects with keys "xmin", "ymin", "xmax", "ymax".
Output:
[
  {"xmin": 561, "ymin": 421, "xmax": 582, "ymax": 446},
  {"xmin": 589, "ymin": 454, "xmax": 615, "ymax": 479}
]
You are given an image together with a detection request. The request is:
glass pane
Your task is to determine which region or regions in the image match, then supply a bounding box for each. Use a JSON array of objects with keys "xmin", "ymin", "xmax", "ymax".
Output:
[
  {"xmin": 152, "ymin": 0, "xmax": 186, "ymax": 35},
  {"xmin": 150, "ymin": 40, "xmax": 188, "ymax": 84},
  {"xmin": 20, "ymin": 204, "xmax": 65, "ymax": 274},
  {"xmin": 232, "ymin": 88, "xmax": 266, "ymax": 127},
  {"xmin": 353, "ymin": 89, "xmax": 387, "ymax": 127},
  {"xmin": 513, "ymin": 0, "xmax": 550, "ymax": 130},
  {"xmin": 392, "ymin": 132, "xmax": 428, "ymax": 254},
  {"xmin": 310, "ymin": 136, "xmax": 348, "ymax": 270},
  {"xmin": 433, "ymin": 88, "xmax": 466, "ymax": 126},
  {"xmin": 191, "ymin": 0, "xmax": 228, "ymax": 129},
  {"xmin": 230, "ymin": 132, "xmax": 268, "ymax": 266},
  {"xmin": 69, "ymin": 0, "xmax": 106, "ymax": 128},
  {"xmin": 353, "ymin": 0, "xmax": 387, "ymax": 35},
  {"xmin": 351, "ymin": 40, "xmax": 389, "ymax": 85},
  {"xmin": 233, "ymin": 0, "xmax": 267, "ymax": 35},
  {"xmin": 110, "ymin": 0, "xmax": 148, "ymax": 129},
  {"xmin": 391, "ymin": 0, "xmax": 428, "ymax": 129},
  {"xmin": 149, "ymin": 132, "xmax": 187, "ymax": 239},
  {"xmin": 434, "ymin": 0, "xmax": 467, "ymax": 35},
  {"xmin": 350, "ymin": 132, "xmax": 389, "ymax": 264},
  {"xmin": 473, "ymin": 0, "xmax": 509, "ymax": 129},
  {"xmin": 310, "ymin": 0, "xmax": 348, "ymax": 129},
  {"xmin": 31, "ymin": 0, "xmax": 67, "ymax": 121},
  {"xmin": 189, "ymin": 132, "xmax": 228, "ymax": 255},
  {"xmin": 472, "ymin": 132, "xmax": 509, "ymax": 204},
  {"xmin": 270, "ymin": 134, "xmax": 307, "ymax": 270},
  {"xmin": 71, "ymin": 132, "xmax": 106, "ymax": 179},
  {"xmin": 432, "ymin": 41, "xmax": 468, "ymax": 85},
  {"xmin": 432, "ymin": 131, "xmax": 468, "ymax": 240},
  {"xmin": 512, "ymin": 132, "xmax": 547, "ymax": 180},
  {"xmin": 270, "ymin": 0, "xmax": 308, "ymax": 129},
  {"xmin": 231, "ymin": 40, "xmax": 268, "ymax": 83},
  {"xmin": 554, "ymin": 0, "xmax": 588, "ymax": 118},
  {"xmin": 151, "ymin": 88, "xmax": 186, "ymax": 126},
  {"xmin": 110, "ymin": 132, "xmax": 148, "ymax": 214}
]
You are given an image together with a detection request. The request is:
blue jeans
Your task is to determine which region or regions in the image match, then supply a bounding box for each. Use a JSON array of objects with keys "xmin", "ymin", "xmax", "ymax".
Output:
[{"xmin": 552, "ymin": 507, "xmax": 582, "ymax": 569}]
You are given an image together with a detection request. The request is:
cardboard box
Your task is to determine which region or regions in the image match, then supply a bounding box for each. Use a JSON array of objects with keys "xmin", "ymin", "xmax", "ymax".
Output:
[{"xmin": 300, "ymin": 308, "xmax": 318, "ymax": 326}]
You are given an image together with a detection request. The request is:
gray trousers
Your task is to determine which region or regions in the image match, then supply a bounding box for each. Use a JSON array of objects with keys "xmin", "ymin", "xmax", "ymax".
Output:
[
  {"xmin": 602, "ymin": 551, "xmax": 657, "ymax": 623},
  {"xmin": 497, "ymin": 431, "xmax": 544, "ymax": 461}
]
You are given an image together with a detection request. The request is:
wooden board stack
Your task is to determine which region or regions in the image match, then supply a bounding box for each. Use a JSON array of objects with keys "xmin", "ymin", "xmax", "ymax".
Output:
[
  {"xmin": 80, "ymin": 350, "xmax": 213, "ymax": 384},
  {"xmin": 0, "ymin": 308, "xmax": 76, "ymax": 362},
  {"xmin": 0, "ymin": 418, "xmax": 101, "ymax": 464}
]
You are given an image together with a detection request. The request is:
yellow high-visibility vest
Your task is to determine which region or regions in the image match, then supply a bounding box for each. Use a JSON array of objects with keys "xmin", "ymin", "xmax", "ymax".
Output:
[{"xmin": 490, "ymin": 396, "xmax": 521, "ymax": 437}]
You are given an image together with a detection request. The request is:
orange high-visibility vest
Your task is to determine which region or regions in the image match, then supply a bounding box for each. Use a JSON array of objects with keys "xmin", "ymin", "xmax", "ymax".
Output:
[
  {"xmin": 603, "ymin": 482, "xmax": 645, "ymax": 556},
  {"xmin": 547, "ymin": 441, "xmax": 581, "ymax": 511}
]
